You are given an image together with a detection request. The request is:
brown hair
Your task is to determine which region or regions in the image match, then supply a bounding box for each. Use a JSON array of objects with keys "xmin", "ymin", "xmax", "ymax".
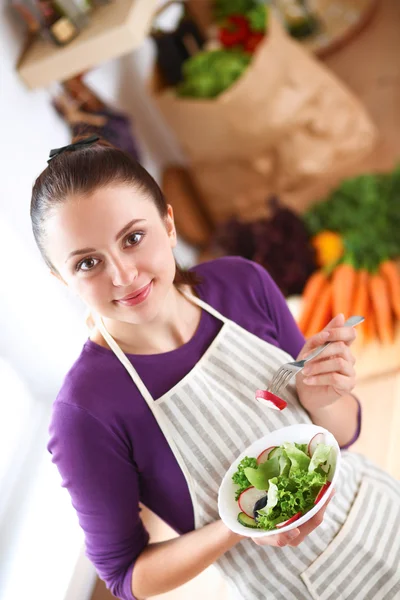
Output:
[{"xmin": 30, "ymin": 137, "xmax": 200, "ymax": 287}]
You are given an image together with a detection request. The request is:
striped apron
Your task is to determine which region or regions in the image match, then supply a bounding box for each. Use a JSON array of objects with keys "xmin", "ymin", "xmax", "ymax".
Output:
[{"xmin": 96, "ymin": 292, "xmax": 400, "ymax": 599}]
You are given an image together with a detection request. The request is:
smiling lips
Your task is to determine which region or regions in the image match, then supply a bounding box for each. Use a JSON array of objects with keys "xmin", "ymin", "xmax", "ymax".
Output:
[{"xmin": 116, "ymin": 281, "xmax": 153, "ymax": 306}]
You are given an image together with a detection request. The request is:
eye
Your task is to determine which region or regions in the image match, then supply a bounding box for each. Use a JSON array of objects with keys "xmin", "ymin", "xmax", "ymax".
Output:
[
  {"xmin": 76, "ymin": 257, "xmax": 100, "ymax": 272},
  {"xmin": 124, "ymin": 232, "xmax": 145, "ymax": 247}
]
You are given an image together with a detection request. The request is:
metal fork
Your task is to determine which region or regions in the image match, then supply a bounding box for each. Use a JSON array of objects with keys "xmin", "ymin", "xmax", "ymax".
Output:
[{"xmin": 268, "ymin": 316, "xmax": 365, "ymax": 397}]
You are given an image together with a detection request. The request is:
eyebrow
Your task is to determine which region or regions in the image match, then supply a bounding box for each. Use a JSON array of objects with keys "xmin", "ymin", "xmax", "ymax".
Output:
[{"xmin": 66, "ymin": 218, "xmax": 146, "ymax": 262}]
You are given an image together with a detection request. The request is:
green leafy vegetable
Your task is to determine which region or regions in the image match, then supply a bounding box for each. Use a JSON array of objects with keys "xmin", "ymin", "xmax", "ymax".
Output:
[
  {"xmin": 177, "ymin": 50, "xmax": 251, "ymax": 98},
  {"xmin": 295, "ymin": 443, "xmax": 308, "ymax": 453},
  {"xmin": 303, "ymin": 165, "xmax": 400, "ymax": 269},
  {"xmin": 308, "ymin": 443, "xmax": 331, "ymax": 473},
  {"xmin": 233, "ymin": 438, "xmax": 336, "ymax": 530},
  {"xmin": 256, "ymin": 470, "xmax": 327, "ymax": 530},
  {"xmin": 247, "ymin": 4, "xmax": 268, "ymax": 32},
  {"xmin": 232, "ymin": 456, "xmax": 258, "ymax": 500},
  {"xmin": 282, "ymin": 442, "xmax": 311, "ymax": 474},
  {"xmin": 214, "ymin": 0, "xmax": 258, "ymax": 21},
  {"xmin": 244, "ymin": 455, "xmax": 280, "ymax": 490}
]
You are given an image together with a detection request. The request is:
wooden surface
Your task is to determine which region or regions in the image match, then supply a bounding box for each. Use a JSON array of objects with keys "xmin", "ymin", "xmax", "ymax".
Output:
[
  {"xmin": 352, "ymin": 370, "xmax": 400, "ymax": 480},
  {"xmin": 353, "ymin": 325, "xmax": 400, "ymax": 381},
  {"xmin": 17, "ymin": 0, "xmax": 158, "ymax": 89}
]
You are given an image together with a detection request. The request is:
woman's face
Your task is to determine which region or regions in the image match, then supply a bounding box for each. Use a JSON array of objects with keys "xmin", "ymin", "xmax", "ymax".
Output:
[{"xmin": 45, "ymin": 184, "xmax": 177, "ymax": 324}]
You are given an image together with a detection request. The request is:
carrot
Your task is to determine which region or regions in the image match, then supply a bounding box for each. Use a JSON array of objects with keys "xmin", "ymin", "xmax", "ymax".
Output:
[
  {"xmin": 332, "ymin": 262, "xmax": 357, "ymax": 319},
  {"xmin": 368, "ymin": 273, "xmax": 394, "ymax": 344},
  {"xmin": 364, "ymin": 296, "xmax": 377, "ymax": 344},
  {"xmin": 305, "ymin": 280, "xmax": 333, "ymax": 338},
  {"xmin": 352, "ymin": 269, "xmax": 369, "ymax": 344},
  {"xmin": 379, "ymin": 260, "xmax": 400, "ymax": 321},
  {"xmin": 298, "ymin": 270, "xmax": 328, "ymax": 335}
]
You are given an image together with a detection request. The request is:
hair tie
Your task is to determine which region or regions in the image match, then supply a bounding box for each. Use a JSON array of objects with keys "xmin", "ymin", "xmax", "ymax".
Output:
[{"xmin": 47, "ymin": 134, "xmax": 100, "ymax": 163}]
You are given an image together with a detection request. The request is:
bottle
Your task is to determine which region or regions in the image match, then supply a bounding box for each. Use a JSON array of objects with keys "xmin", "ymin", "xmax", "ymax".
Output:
[
  {"xmin": 34, "ymin": 0, "xmax": 79, "ymax": 45},
  {"xmin": 55, "ymin": 0, "xmax": 90, "ymax": 29}
]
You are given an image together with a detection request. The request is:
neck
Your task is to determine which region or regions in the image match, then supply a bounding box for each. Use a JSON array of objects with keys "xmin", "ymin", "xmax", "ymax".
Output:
[{"xmin": 95, "ymin": 285, "xmax": 201, "ymax": 355}]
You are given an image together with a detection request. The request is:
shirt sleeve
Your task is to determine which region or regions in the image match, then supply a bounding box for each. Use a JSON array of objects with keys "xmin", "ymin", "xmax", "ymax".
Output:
[
  {"xmin": 48, "ymin": 401, "xmax": 149, "ymax": 600},
  {"xmin": 251, "ymin": 261, "xmax": 305, "ymax": 359}
]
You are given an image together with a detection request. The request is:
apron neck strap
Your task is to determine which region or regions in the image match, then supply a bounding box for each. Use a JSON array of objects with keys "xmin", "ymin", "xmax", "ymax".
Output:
[
  {"xmin": 94, "ymin": 315, "xmax": 155, "ymax": 405},
  {"xmin": 179, "ymin": 288, "xmax": 229, "ymax": 323},
  {"xmin": 93, "ymin": 288, "xmax": 228, "ymax": 404}
]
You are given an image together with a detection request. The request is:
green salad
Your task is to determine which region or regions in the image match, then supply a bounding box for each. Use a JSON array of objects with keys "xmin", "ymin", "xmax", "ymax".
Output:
[{"xmin": 232, "ymin": 434, "xmax": 336, "ymax": 530}]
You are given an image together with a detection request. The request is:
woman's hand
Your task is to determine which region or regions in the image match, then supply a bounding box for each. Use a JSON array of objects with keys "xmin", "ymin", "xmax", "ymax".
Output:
[
  {"xmin": 252, "ymin": 489, "xmax": 335, "ymax": 547},
  {"xmin": 296, "ymin": 314, "xmax": 357, "ymax": 414}
]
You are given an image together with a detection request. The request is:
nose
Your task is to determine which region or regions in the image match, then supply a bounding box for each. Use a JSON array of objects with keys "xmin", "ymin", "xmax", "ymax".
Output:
[{"xmin": 110, "ymin": 255, "xmax": 138, "ymax": 288}]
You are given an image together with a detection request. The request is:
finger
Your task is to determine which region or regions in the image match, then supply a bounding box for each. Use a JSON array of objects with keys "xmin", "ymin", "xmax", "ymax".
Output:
[
  {"xmin": 304, "ymin": 342, "xmax": 355, "ymax": 366},
  {"xmin": 302, "ymin": 371, "xmax": 354, "ymax": 390},
  {"xmin": 325, "ymin": 326, "xmax": 357, "ymax": 345},
  {"xmin": 302, "ymin": 356, "xmax": 355, "ymax": 379},
  {"xmin": 253, "ymin": 528, "xmax": 300, "ymax": 547}
]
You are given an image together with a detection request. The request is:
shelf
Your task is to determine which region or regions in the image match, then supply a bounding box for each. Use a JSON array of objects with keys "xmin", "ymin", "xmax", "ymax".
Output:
[{"xmin": 17, "ymin": 0, "xmax": 158, "ymax": 89}]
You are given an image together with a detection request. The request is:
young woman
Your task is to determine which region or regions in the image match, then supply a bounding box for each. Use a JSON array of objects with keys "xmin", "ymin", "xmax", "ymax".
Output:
[{"xmin": 31, "ymin": 136, "xmax": 400, "ymax": 600}]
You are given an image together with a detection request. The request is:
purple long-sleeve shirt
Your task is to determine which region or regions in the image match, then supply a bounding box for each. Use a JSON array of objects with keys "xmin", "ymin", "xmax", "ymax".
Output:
[{"xmin": 48, "ymin": 257, "xmax": 361, "ymax": 600}]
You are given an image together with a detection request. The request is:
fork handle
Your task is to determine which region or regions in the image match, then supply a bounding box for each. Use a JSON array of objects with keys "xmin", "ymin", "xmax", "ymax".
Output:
[{"xmin": 303, "ymin": 315, "xmax": 365, "ymax": 364}]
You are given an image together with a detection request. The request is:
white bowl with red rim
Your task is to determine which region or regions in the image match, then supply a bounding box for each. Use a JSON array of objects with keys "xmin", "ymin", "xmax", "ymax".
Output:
[{"xmin": 218, "ymin": 424, "xmax": 341, "ymax": 537}]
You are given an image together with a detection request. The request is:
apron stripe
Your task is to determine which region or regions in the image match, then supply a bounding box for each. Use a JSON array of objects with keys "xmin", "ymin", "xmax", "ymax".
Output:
[
  {"xmin": 175, "ymin": 387, "xmax": 237, "ymax": 471},
  {"xmin": 203, "ymin": 366, "xmax": 266, "ymax": 439},
  {"xmin": 195, "ymin": 373, "xmax": 256, "ymax": 449},
  {"xmin": 223, "ymin": 329, "xmax": 279, "ymax": 377},
  {"xmin": 231, "ymin": 543, "xmax": 302, "ymax": 600},
  {"xmin": 225, "ymin": 325, "xmax": 288, "ymax": 369},
  {"xmin": 352, "ymin": 499, "xmax": 400, "ymax": 599},
  {"xmin": 220, "ymin": 549, "xmax": 273, "ymax": 599},
  {"xmin": 192, "ymin": 374, "xmax": 251, "ymax": 452},
  {"xmin": 313, "ymin": 482, "xmax": 379, "ymax": 596},
  {"xmin": 160, "ymin": 406, "xmax": 221, "ymax": 492}
]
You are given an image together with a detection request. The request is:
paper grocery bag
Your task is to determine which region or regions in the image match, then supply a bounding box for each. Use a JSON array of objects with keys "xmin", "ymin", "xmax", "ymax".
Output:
[
  {"xmin": 149, "ymin": 16, "xmax": 377, "ymax": 223},
  {"xmin": 149, "ymin": 16, "xmax": 292, "ymax": 162}
]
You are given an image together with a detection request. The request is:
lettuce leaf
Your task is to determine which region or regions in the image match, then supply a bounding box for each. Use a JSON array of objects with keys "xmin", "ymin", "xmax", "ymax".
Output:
[
  {"xmin": 309, "ymin": 443, "xmax": 331, "ymax": 473},
  {"xmin": 232, "ymin": 456, "xmax": 258, "ymax": 500},
  {"xmin": 244, "ymin": 456, "xmax": 280, "ymax": 490},
  {"xmin": 282, "ymin": 442, "xmax": 310, "ymax": 474},
  {"xmin": 256, "ymin": 470, "xmax": 327, "ymax": 530}
]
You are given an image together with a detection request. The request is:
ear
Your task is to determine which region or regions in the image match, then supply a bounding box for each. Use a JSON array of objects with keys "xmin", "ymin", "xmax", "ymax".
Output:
[{"xmin": 165, "ymin": 204, "xmax": 177, "ymax": 248}]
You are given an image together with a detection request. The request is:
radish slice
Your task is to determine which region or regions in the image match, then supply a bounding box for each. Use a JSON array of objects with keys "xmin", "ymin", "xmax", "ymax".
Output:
[
  {"xmin": 276, "ymin": 511, "xmax": 302, "ymax": 528},
  {"xmin": 308, "ymin": 433, "xmax": 325, "ymax": 457},
  {"xmin": 238, "ymin": 487, "xmax": 268, "ymax": 519},
  {"xmin": 255, "ymin": 389, "xmax": 287, "ymax": 411},
  {"xmin": 257, "ymin": 446, "xmax": 276, "ymax": 464},
  {"xmin": 314, "ymin": 481, "xmax": 331, "ymax": 505}
]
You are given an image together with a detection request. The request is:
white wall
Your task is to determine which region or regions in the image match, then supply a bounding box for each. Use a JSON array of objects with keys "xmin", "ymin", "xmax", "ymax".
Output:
[{"xmin": 0, "ymin": 4, "xmax": 196, "ymax": 599}]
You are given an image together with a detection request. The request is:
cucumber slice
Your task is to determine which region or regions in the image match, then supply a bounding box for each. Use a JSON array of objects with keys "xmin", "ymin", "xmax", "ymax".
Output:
[{"xmin": 238, "ymin": 512, "xmax": 258, "ymax": 529}]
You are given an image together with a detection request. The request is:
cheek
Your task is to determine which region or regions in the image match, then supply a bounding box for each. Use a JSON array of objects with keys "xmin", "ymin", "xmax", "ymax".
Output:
[
  {"xmin": 143, "ymin": 235, "xmax": 176, "ymax": 279},
  {"xmin": 68, "ymin": 274, "xmax": 108, "ymax": 307}
]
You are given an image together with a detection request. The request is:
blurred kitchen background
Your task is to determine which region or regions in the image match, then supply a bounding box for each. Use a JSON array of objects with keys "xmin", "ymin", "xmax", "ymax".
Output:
[{"xmin": 1, "ymin": 1, "xmax": 399, "ymax": 599}]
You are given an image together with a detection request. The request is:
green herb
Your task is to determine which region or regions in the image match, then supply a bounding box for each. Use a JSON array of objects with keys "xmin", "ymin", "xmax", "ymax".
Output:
[
  {"xmin": 232, "ymin": 456, "xmax": 258, "ymax": 499},
  {"xmin": 303, "ymin": 165, "xmax": 400, "ymax": 270},
  {"xmin": 214, "ymin": 0, "xmax": 258, "ymax": 21},
  {"xmin": 247, "ymin": 3, "xmax": 268, "ymax": 32},
  {"xmin": 255, "ymin": 470, "xmax": 327, "ymax": 530},
  {"xmin": 177, "ymin": 49, "xmax": 251, "ymax": 99}
]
